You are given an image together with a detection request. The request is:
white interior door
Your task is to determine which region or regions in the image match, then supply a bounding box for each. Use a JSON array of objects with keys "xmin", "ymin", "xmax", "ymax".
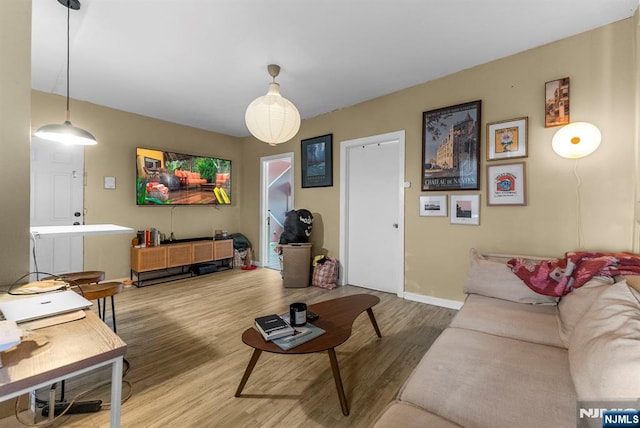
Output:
[
  {"xmin": 30, "ymin": 137, "xmax": 84, "ymax": 279},
  {"xmin": 340, "ymin": 131, "xmax": 405, "ymax": 295},
  {"xmin": 260, "ymin": 153, "xmax": 294, "ymax": 269}
]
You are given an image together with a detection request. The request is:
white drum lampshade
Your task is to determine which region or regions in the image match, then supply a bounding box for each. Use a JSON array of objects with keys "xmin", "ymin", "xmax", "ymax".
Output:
[
  {"xmin": 245, "ymin": 65, "xmax": 301, "ymax": 146},
  {"xmin": 551, "ymin": 122, "xmax": 601, "ymax": 159}
]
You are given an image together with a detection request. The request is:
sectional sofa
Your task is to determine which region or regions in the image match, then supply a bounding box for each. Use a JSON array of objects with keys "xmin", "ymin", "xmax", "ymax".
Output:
[{"xmin": 373, "ymin": 249, "xmax": 640, "ymax": 428}]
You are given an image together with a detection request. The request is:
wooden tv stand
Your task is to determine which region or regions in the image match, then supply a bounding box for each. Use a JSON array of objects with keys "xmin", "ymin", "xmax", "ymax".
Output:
[{"xmin": 130, "ymin": 238, "xmax": 233, "ymax": 287}]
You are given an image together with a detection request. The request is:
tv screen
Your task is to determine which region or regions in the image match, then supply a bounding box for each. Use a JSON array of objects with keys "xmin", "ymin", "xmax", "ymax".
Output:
[{"xmin": 136, "ymin": 147, "xmax": 232, "ymax": 206}]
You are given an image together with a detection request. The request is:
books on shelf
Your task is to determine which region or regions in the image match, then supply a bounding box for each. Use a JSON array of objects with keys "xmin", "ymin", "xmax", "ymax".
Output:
[
  {"xmin": 135, "ymin": 228, "xmax": 160, "ymax": 248},
  {"xmin": 254, "ymin": 314, "xmax": 295, "ymax": 341}
]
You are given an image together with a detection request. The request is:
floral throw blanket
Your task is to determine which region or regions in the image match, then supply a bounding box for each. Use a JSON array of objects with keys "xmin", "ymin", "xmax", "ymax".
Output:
[{"xmin": 507, "ymin": 251, "xmax": 640, "ymax": 297}]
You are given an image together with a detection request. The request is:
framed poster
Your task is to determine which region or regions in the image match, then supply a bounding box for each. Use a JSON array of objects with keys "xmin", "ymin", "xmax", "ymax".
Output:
[
  {"xmin": 419, "ymin": 195, "xmax": 447, "ymax": 217},
  {"xmin": 301, "ymin": 134, "xmax": 333, "ymax": 188},
  {"xmin": 545, "ymin": 77, "xmax": 570, "ymax": 128},
  {"xmin": 486, "ymin": 117, "xmax": 528, "ymax": 161},
  {"xmin": 486, "ymin": 162, "xmax": 527, "ymax": 206},
  {"xmin": 450, "ymin": 194, "xmax": 480, "ymax": 225},
  {"xmin": 422, "ymin": 100, "xmax": 481, "ymax": 191}
]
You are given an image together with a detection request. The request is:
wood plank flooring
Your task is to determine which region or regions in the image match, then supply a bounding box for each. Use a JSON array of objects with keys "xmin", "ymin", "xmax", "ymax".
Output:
[{"xmin": 0, "ymin": 268, "xmax": 457, "ymax": 427}]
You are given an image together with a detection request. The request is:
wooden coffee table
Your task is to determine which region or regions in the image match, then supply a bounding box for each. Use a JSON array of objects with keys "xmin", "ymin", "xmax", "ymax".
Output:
[{"xmin": 235, "ymin": 294, "xmax": 382, "ymax": 416}]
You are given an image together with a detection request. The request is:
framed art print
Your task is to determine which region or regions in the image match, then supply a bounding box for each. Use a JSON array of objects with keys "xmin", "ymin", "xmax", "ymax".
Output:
[
  {"xmin": 450, "ymin": 194, "xmax": 480, "ymax": 225},
  {"xmin": 422, "ymin": 100, "xmax": 481, "ymax": 191},
  {"xmin": 486, "ymin": 117, "xmax": 528, "ymax": 161},
  {"xmin": 486, "ymin": 162, "xmax": 527, "ymax": 206},
  {"xmin": 545, "ymin": 77, "xmax": 570, "ymax": 128},
  {"xmin": 301, "ymin": 134, "xmax": 333, "ymax": 188},
  {"xmin": 419, "ymin": 195, "xmax": 447, "ymax": 217}
]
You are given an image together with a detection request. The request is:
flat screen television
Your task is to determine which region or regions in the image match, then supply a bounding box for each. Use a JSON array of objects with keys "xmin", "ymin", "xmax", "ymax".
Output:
[{"xmin": 136, "ymin": 147, "xmax": 232, "ymax": 206}]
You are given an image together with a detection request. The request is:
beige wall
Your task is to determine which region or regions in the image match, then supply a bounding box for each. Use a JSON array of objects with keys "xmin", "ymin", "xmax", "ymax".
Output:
[
  {"xmin": 0, "ymin": 1, "xmax": 31, "ymax": 285},
  {"xmin": 241, "ymin": 18, "xmax": 637, "ymax": 302},
  {"xmin": 31, "ymin": 92, "xmax": 243, "ymax": 279},
  {"xmin": 4, "ymin": 6, "xmax": 637, "ymax": 303}
]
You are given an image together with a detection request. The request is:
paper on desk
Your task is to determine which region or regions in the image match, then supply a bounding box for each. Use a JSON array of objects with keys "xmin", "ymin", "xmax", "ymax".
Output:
[{"xmin": 0, "ymin": 320, "xmax": 22, "ymax": 352}]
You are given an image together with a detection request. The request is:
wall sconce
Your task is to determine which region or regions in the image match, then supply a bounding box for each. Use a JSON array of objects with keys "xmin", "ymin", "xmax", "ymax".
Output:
[
  {"xmin": 245, "ymin": 64, "xmax": 301, "ymax": 146},
  {"xmin": 551, "ymin": 122, "xmax": 601, "ymax": 159}
]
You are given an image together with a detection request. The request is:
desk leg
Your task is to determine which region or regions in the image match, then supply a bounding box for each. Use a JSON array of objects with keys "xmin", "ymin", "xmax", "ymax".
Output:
[
  {"xmin": 327, "ymin": 348, "xmax": 349, "ymax": 416},
  {"xmin": 366, "ymin": 308, "xmax": 382, "ymax": 338},
  {"xmin": 235, "ymin": 349, "xmax": 262, "ymax": 397},
  {"xmin": 110, "ymin": 357, "xmax": 123, "ymax": 428}
]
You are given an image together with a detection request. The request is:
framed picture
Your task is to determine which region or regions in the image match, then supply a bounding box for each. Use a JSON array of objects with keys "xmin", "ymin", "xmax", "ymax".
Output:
[
  {"xmin": 301, "ymin": 134, "xmax": 333, "ymax": 188},
  {"xmin": 419, "ymin": 195, "xmax": 447, "ymax": 217},
  {"xmin": 486, "ymin": 162, "xmax": 527, "ymax": 206},
  {"xmin": 486, "ymin": 117, "xmax": 528, "ymax": 161},
  {"xmin": 422, "ymin": 100, "xmax": 481, "ymax": 191},
  {"xmin": 545, "ymin": 77, "xmax": 570, "ymax": 128},
  {"xmin": 450, "ymin": 194, "xmax": 480, "ymax": 225}
]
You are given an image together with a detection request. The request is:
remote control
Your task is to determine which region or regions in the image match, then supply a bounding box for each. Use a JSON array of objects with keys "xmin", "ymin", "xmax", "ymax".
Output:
[{"xmin": 306, "ymin": 310, "xmax": 319, "ymax": 321}]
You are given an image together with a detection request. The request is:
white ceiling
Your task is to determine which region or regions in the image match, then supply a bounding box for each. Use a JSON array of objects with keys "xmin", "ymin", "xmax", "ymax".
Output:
[{"xmin": 31, "ymin": 0, "xmax": 639, "ymax": 138}]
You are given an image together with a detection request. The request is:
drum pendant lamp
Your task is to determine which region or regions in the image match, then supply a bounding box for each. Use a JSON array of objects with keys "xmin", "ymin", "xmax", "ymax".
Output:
[
  {"xmin": 245, "ymin": 64, "xmax": 300, "ymax": 146},
  {"xmin": 34, "ymin": 0, "xmax": 97, "ymax": 146}
]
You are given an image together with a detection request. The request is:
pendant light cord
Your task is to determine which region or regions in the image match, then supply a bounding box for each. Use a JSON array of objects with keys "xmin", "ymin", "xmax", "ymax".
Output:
[{"xmin": 65, "ymin": 0, "xmax": 71, "ymax": 121}]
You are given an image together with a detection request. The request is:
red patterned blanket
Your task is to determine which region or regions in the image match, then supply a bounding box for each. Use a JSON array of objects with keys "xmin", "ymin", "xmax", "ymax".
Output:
[{"xmin": 507, "ymin": 251, "xmax": 640, "ymax": 297}]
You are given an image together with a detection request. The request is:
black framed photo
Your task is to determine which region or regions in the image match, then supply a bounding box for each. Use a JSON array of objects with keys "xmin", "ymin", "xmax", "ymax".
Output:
[
  {"xmin": 301, "ymin": 134, "xmax": 333, "ymax": 188},
  {"xmin": 422, "ymin": 100, "xmax": 481, "ymax": 191}
]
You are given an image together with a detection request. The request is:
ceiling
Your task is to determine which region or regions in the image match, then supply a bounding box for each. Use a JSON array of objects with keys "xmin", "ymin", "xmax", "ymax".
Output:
[{"xmin": 31, "ymin": 0, "xmax": 639, "ymax": 138}]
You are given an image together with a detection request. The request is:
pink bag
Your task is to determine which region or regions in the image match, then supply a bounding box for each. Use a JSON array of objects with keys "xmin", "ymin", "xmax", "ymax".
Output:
[{"xmin": 312, "ymin": 257, "xmax": 339, "ymax": 289}]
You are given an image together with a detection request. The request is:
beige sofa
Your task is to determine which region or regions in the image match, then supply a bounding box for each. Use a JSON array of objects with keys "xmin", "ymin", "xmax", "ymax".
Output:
[{"xmin": 373, "ymin": 249, "xmax": 640, "ymax": 428}]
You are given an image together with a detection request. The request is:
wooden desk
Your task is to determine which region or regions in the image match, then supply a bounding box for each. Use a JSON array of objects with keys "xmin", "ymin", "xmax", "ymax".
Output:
[{"xmin": 0, "ymin": 311, "xmax": 127, "ymax": 427}]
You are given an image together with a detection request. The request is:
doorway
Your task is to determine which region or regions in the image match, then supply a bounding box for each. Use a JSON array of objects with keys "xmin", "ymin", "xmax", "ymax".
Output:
[
  {"xmin": 260, "ymin": 153, "xmax": 294, "ymax": 269},
  {"xmin": 340, "ymin": 131, "xmax": 405, "ymax": 296},
  {"xmin": 30, "ymin": 137, "xmax": 85, "ymax": 280}
]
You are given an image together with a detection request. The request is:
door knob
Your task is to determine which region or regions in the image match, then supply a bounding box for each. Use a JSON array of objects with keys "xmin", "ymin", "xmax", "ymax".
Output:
[
  {"xmin": 73, "ymin": 222, "xmax": 80, "ymax": 225},
  {"xmin": 393, "ymin": 223, "xmax": 398, "ymax": 228},
  {"xmin": 74, "ymin": 212, "xmax": 81, "ymax": 217}
]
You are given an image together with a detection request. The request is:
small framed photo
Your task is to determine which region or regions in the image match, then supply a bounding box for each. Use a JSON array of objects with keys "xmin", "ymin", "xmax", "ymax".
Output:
[
  {"xmin": 419, "ymin": 195, "xmax": 447, "ymax": 217},
  {"xmin": 486, "ymin": 117, "xmax": 528, "ymax": 161},
  {"xmin": 301, "ymin": 134, "xmax": 333, "ymax": 188},
  {"xmin": 545, "ymin": 77, "xmax": 570, "ymax": 128},
  {"xmin": 487, "ymin": 162, "xmax": 527, "ymax": 206},
  {"xmin": 450, "ymin": 194, "xmax": 480, "ymax": 225}
]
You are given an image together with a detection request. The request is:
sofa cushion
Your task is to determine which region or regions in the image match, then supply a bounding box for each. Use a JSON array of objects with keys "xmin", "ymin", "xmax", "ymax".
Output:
[
  {"xmin": 372, "ymin": 402, "xmax": 461, "ymax": 428},
  {"xmin": 569, "ymin": 281, "xmax": 640, "ymax": 400},
  {"xmin": 400, "ymin": 327, "xmax": 576, "ymax": 428},
  {"xmin": 556, "ymin": 276, "xmax": 613, "ymax": 347},
  {"xmin": 450, "ymin": 293, "xmax": 564, "ymax": 348},
  {"xmin": 464, "ymin": 248, "xmax": 558, "ymax": 305}
]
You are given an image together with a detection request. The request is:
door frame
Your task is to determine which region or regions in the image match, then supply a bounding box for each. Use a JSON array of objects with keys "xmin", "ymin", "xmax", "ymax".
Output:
[
  {"xmin": 259, "ymin": 152, "xmax": 294, "ymax": 268},
  {"xmin": 339, "ymin": 130, "xmax": 405, "ymax": 296}
]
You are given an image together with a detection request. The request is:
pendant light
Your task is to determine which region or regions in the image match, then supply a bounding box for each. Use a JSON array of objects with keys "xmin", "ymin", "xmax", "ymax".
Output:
[
  {"xmin": 34, "ymin": 0, "xmax": 97, "ymax": 146},
  {"xmin": 551, "ymin": 122, "xmax": 601, "ymax": 159},
  {"xmin": 245, "ymin": 64, "xmax": 300, "ymax": 146}
]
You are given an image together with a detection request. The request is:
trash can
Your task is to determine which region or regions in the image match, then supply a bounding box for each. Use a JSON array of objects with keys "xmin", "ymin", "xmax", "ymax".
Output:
[{"xmin": 281, "ymin": 243, "xmax": 312, "ymax": 288}]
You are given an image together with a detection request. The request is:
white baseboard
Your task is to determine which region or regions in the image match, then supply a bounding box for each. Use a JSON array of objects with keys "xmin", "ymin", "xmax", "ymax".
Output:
[{"xmin": 403, "ymin": 292, "xmax": 464, "ymax": 310}]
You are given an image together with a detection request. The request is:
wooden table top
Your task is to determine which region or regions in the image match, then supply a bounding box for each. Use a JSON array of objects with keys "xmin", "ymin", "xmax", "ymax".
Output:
[
  {"xmin": 0, "ymin": 311, "xmax": 127, "ymax": 398},
  {"xmin": 242, "ymin": 294, "xmax": 380, "ymax": 355}
]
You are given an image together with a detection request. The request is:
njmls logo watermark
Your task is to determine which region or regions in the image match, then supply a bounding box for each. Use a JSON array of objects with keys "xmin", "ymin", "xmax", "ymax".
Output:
[{"xmin": 578, "ymin": 400, "xmax": 640, "ymax": 428}]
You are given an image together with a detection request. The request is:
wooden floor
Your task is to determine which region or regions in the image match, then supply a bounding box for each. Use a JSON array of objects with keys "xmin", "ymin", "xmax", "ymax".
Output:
[{"xmin": 0, "ymin": 268, "xmax": 457, "ymax": 427}]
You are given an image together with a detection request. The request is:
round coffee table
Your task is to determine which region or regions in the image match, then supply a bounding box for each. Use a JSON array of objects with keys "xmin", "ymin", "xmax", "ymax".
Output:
[{"xmin": 235, "ymin": 293, "xmax": 381, "ymax": 416}]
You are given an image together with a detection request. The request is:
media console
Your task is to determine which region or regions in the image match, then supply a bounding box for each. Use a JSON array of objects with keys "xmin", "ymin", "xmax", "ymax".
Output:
[{"xmin": 130, "ymin": 238, "xmax": 233, "ymax": 286}]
